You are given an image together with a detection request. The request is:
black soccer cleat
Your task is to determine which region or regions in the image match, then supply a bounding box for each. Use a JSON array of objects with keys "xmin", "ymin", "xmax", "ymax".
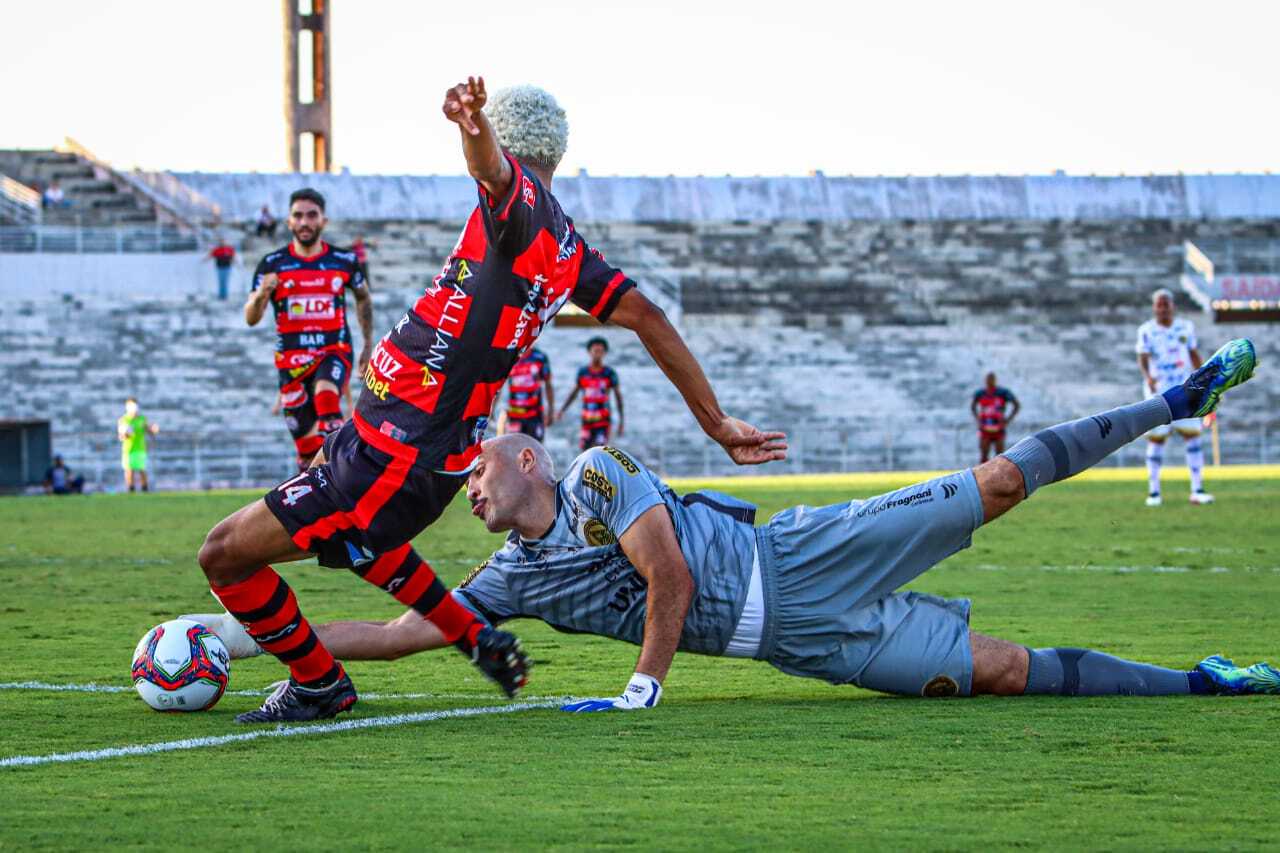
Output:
[
  {"xmin": 459, "ymin": 627, "xmax": 530, "ymax": 699},
  {"xmin": 235, "ymin": 671, "xmax": 358, "ymax": 724}
]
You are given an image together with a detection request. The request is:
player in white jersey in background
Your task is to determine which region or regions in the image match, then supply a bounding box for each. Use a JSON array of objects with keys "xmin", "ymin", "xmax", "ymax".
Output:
[{"xmin": 1136, "ymin": 289, "xmax": 1211, "ymax": 506}]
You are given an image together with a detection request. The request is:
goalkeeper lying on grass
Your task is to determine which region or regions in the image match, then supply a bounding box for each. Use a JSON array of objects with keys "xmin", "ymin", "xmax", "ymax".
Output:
[{"xmin": 192, "ymin": 339, "xmax": 1277, "ymax": 709}]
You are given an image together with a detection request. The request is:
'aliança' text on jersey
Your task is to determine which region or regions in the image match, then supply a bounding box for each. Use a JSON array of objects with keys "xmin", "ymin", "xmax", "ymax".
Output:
[
  {"xmin": 1136, "ymin": 317, "xmax": 1197, "ymax": 394},
  {"xmin": 252, "ymin": 242, "xmax": 366, "ymax": 380},
  {"xmin": 355, "ymin": 155, "xmax": 635, "ymax": 472}
]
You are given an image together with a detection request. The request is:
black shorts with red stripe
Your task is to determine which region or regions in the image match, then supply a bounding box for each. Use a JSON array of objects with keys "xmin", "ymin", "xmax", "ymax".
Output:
[
  {"xmin": 505, "ymin": 417, "xmax": 545, "ymax": 442},
  {"xmin": 579, "ymin": 424, "xmax": 610, "ymax": 450},
  {"xmin": 278, "ymin": 352, "xmax": 352, "ymax": 440},
  {"xmin": 263, "ymin": 420, "xmax": 463, "ymax": 569}
]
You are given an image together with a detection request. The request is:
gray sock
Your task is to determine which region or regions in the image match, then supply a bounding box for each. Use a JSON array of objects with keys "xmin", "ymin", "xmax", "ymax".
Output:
[
  {"xmin": 1002, "ymin": 397, "xmax": 1171, "ymax": 497},
  {"xmin": 1025, "ymin": 648, "xmax": 1190, "ymax": 696}
]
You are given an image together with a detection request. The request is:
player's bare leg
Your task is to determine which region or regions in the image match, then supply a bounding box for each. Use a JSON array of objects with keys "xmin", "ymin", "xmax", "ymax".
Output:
[{"xmin": 1145, "ymin": 435, "xmax": 1165, "ymax": 506}]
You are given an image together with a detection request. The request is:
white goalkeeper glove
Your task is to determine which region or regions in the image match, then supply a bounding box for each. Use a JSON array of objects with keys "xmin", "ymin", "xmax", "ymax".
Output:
[{"xmin": 560, "ymin": 673, "xmax": 663, "ymax": 712}]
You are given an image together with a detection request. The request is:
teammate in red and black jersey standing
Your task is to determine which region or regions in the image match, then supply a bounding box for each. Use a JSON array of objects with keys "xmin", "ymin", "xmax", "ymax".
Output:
[
  {"xmin": 558, "ymin": 337, "xmax": 623, "ymax": 449},
  {"xmin": 495, "ymin": 347, "xmax": 555, "ymax": 442},
  {"xmin": 244, "ymin": 189, "xmax": 374, "ymax": 469},
  {"xmin": 196, "ymin": 77, "xmax": 787, "ymax": 723},
  {"xmin": 971, "ymin": 372, "xmax": 1020, "ymax": 462}
]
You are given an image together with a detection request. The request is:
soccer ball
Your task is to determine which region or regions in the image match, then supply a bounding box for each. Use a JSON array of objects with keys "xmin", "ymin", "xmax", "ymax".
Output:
[{"xmin": 131, "ymin": 618, "xmax": 230, "ymax": 712}]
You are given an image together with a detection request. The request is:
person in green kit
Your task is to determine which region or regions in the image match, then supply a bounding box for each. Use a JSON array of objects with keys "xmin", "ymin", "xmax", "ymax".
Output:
[{"xmin": 117, "ymin": 397, "xmax": 160, "ymax": 492}]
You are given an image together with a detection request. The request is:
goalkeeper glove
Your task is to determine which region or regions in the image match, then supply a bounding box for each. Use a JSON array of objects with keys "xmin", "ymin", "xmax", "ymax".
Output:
[{"xmin": 561, "ymin": 673, "xmax": 662, "ymax": 712}]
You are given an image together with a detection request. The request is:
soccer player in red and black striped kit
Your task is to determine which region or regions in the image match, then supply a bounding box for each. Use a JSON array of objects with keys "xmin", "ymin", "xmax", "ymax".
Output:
[
  {"xmin": 244, "ymin": 188, "xmax": 374, "ymax": 468},
  {"xmin": 196, "ymin": 77, "xmax": 787, "ymax": 723}
]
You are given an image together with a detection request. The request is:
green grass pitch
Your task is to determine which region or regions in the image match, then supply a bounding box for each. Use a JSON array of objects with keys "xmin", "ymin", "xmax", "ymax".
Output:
[{"xmin": 1, "ymin": 470, "xmax": 1277, "ymax": 850}]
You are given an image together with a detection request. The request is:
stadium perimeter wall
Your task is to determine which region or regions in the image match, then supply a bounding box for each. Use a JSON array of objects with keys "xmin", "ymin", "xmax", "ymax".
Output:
[{"xmin": 2, "ymin": 172, "xmax": 1277, "ymax": 488}]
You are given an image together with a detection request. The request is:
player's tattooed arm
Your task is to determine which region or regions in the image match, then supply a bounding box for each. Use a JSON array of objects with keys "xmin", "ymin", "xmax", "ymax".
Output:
[
  {"xmin": 244, "ymin": 272, "xmax": 277, "ymax": 326},
  {"xmin": 442, "ymin": 76, "xmax": 513, "ymax": 202},
  {"xmin": 608, "ymin": 289, "xmax": 787, "ymax": 465},
  {"xmin": 353, "ymin": 285, "xmax": 374, "ymax": 377},
  {"xmin": 618, "ymin": 504, "xmax": 694, "ymax": 684}
]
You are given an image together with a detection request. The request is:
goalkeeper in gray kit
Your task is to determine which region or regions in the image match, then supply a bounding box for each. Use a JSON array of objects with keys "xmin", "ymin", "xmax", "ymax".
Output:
[{"xmin": 198, "ymin": 339, "xmax": 1279, "ymax": 706}]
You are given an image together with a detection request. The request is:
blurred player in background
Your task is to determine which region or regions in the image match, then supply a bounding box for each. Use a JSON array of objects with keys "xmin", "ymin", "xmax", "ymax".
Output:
[
  {"xmin": 117, "ymin": 397, "xmax": 159, "ymax": 492},
  {"xmin": 195, "ymin": 77, "xmax": 785, "ymax": 723},
  {"xmin": 559, "ymin": 336, "xmax": 623, "ymax": 449},
  {"xmin": 971, "ymin": 373, "xmax": 1019, "ymax": 462},
  {"xmin": 1137, "ymin": 289, "xmax": 1211, "ymax": 506},
  {"xmin": 243, "ymin": 188, "xmax": 374, "ymax": 469},
  {"xmin": 496, "ymin": 346, "xmax": 555, "ymax": 441}
]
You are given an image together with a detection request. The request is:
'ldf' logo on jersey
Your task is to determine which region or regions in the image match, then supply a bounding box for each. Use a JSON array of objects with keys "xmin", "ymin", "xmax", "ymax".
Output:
[{"xmin": 286, "ymin": 294, "xmax": 335, "ymax": 320}]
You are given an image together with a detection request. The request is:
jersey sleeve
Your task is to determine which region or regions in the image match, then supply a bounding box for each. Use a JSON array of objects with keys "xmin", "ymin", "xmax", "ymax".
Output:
[
  {"xmin": 570, "ymin": 241, "xmax": 636, "ymax": 324},
  {"xmin": 565, "ymin": 447, "xmax": 665, "ymax": 541},
  {"xmin": 1002, "ymin": 388, "xmax": 1018, "ymax": 404},
  {"xmin": 347, "ymin": 258, "xmax": 367, "ymax": 291},
  {"xmin": 452, "ymin": 555, "xmax": 517, "ymax": 625},
  {"xmin": 540, "ymin": 352, "xmax": 552, "ymax": 381},
  {"xmin": 1135, "ymin": 324, "xmax": 1152, "ymax": 355},
  {"xmin": 250, "ymin": 255, "xmax": 271, "ymax": 292},
  {"xmin": 1184, "ymin": 321, "xmax": 1198, "ymax": 351},
  {"xmin": 477, "ymin": 152, "xmax": 543, "ymax": 254}
]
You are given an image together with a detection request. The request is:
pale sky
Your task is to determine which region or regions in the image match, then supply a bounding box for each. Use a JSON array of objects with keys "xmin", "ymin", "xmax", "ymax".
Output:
[{"xmin": 5, "ymin": 0, "xmax": 1277, "ymax": 177}]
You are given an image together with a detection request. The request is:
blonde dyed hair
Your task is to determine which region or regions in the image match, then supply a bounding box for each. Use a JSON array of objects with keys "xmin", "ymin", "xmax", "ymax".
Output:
[{"xmin": 487, "ymin": 85, "xmax": 569, "ymax": 171}]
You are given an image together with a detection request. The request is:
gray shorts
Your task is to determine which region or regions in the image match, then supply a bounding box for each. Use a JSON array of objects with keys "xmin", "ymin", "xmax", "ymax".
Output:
[{"xmin": 755, "ymin": 470, "xmax": 984, "ymax": 697}]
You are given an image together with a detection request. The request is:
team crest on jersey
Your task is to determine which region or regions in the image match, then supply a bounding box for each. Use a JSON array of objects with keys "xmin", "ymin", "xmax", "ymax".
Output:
[
  {"xmin": 582, "ymin": 518, "xmax": 617, "ymax": 547},
  {"xmin": 521, "ymin": 175, "xmax": 537, "ymax": 209}
]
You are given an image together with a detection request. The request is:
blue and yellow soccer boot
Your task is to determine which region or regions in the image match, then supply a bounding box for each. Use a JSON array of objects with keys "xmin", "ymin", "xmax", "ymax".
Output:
[
  {"xmin": 1195, "ymin": 655, "xmax": 1280, "ymax": 695},
  {"xmin": 1182, "ymin": 339, "xmax": 1258, "ymax": 418}
]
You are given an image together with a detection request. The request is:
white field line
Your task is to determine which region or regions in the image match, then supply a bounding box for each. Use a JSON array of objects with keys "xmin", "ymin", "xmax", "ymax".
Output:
[
  {"xmin": 0, "ymin": 681, "xmax": 562, "ymax": 702},
  {"xmin": 0, "ymin": 699, "xmax": 566, "ymax": 768},
  {"xmin": 971, "ymin": 564, "xmax": 1280, "ymax": 574}
]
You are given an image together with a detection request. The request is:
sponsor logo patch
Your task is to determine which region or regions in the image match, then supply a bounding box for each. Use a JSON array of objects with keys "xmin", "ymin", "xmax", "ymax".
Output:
[
  {"xmin": 581, "ymin": 467, "xmax": 616, "ymax": 501},
  {"xmin": 286, "ymin": 294, "xmax": 336, "ymax": 321},
  {"xmin": 603, "ymin": 447, "xmax": 638, "ymax": 475},
  {"xmin": 521, "ymin": 175, "xmax": 536, "ymax": 209}
]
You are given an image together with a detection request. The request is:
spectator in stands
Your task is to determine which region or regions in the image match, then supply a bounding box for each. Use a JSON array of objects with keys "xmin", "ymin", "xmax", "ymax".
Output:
[
  {"xmin": 204, "ymin": 238, "xmax": 237, "ymax": 300},
  {"xmin": 118, "ymin": 397, "xmax": 159, "ymax": 493},
  {"xmin": 43, "ymin": 456, "xmax": 85, "ymax": 495},
  {"xmin": 42, "ymin": 180, "xmax": 68, "ymax": 209},
  {"xmin": 255, "ymin": 205, "xmax": 278, "ymax": 238}
]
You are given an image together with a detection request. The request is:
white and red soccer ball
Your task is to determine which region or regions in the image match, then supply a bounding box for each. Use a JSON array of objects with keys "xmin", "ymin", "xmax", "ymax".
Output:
[{"xmin": 131, "ymin": 618, "xmax": 230, "ymax": 712}]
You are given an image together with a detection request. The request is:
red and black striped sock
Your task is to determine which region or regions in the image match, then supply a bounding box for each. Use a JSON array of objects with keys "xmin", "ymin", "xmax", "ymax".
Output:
[
  {"xmin": 350, "ymin": 544, "xmax": 483, "ymax": 648},
  {"xmin": 294, "ymin": 434, "xmax": 325, "ymax": 467},
  {"xmin": 211, "ymin": 567, "xmax": 343, "ymax": 688},
  {"xmin": 314, "ymin": 389, "xmax": 342, "ymax": 424}
]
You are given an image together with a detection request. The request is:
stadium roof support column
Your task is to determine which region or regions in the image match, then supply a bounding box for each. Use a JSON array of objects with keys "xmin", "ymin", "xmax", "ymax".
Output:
[{"xmin": 282, "ymin": 0, "xmax": 332, "ymax": 173}]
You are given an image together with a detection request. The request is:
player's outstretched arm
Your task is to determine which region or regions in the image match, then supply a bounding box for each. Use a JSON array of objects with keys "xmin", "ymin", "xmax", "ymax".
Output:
[
  {"xmin": 562, "ymin": 504, "xmax": 693, "ymax": 713},
  {"xmin": 442, "ymin": 76, "xmax": 513, "ymax": 202},
  {"xmin": 607, "ymin": 289, "xmax": 787, "ymax": 465}
]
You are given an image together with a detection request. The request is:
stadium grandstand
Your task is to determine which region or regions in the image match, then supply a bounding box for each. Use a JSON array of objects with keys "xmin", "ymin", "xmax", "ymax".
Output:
[{"xmin": 2, "ymin": 144, "xmax": 1278, "ymax": 489}]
